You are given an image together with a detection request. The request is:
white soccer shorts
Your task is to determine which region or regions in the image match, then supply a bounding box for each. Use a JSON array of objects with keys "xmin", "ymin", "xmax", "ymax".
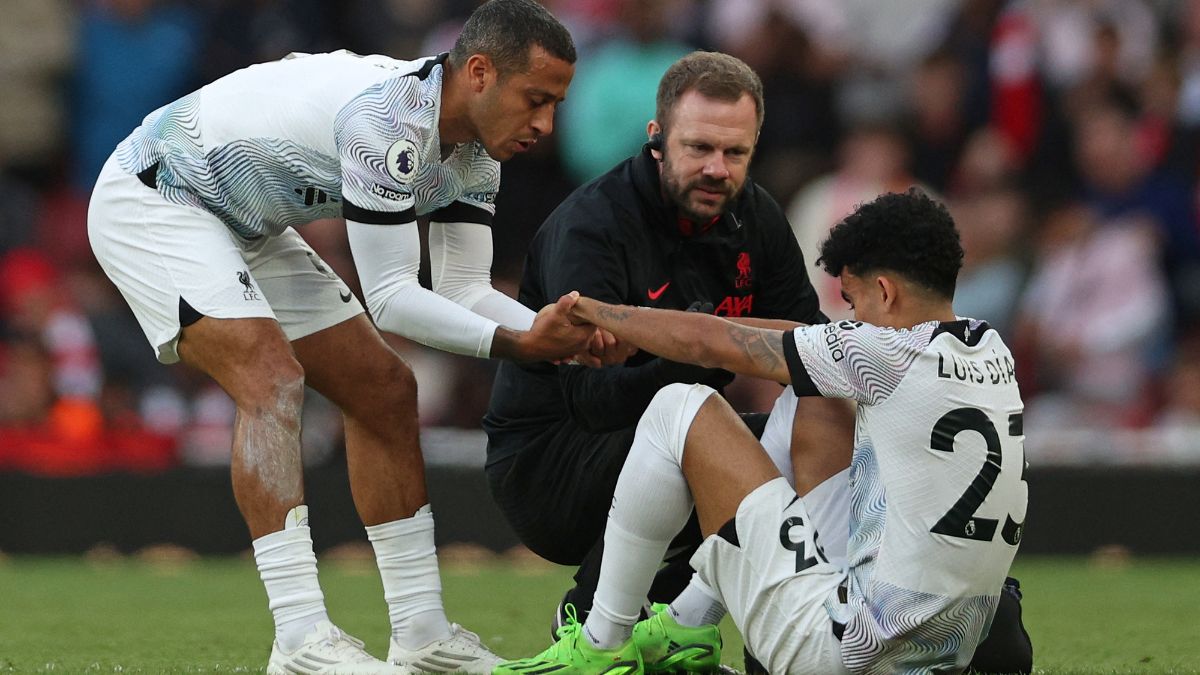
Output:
[
  {"xmin": 88, "ymin": 154, "xmax": 363, "ymax": 363},
  {"xmin": 758, "ymin": 385, "xmax": 852, "ymax": 566},
  {"xmin": 691, "ymin": 475, "xmax": 851, "ymax": 675}
]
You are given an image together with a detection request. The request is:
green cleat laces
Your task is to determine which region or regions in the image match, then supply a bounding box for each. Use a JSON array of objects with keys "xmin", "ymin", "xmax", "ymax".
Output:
[
  {"xmin": 493, "ymin": 604, "xmax": 644, "ymax": 675},
  {"xmin": 632, "ymin": 604, "xmax": 723, "ymax": 673}
]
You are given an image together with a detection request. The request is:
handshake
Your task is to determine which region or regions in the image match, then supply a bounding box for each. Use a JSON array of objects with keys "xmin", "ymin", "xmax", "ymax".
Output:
[{"xmin": 519, "ymin": 292, "xmax": 736, "ymax": 389}]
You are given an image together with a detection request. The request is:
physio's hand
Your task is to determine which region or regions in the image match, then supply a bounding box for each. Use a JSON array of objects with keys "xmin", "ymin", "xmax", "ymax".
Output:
[{"xmin": 522, "ymin": 291, "xmax": 594, "ymax": 361}]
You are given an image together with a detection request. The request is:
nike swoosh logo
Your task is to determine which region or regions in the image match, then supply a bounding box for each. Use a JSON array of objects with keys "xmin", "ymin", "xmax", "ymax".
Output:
[
  {"xmin": 648, "ymin": 282, "xmax": 670, "ymax": 300},
  {"xmin": 339, "ymin": 289, "xmax": 353, "ymax": 303}
]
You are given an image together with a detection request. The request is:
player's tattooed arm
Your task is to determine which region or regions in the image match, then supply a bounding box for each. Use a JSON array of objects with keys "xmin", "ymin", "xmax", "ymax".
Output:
[
  {"xmin": 568, "ymin": 295, "xmax": 792, "ymax": 384},
  {"xmin": 721, "ymin": 321, "xmax": 791, "ymax": 383},
  {"xmin": 725, "ymin": 317, "xmax": 805, "ymax": 331}
]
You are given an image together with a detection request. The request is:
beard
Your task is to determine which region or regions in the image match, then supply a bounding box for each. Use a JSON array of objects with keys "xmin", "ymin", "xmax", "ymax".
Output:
[{"xmin": 660, "ymin": 157, "xmax": 743, "ymax": 222}]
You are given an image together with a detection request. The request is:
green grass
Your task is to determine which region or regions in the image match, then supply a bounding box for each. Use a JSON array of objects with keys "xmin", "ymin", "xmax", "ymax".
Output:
[{"xmin": 0, "ymin": 554, "xmax": 1197, "ymax": 673}]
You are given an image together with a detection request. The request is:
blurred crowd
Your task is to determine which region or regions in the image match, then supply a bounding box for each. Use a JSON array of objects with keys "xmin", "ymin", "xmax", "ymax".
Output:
[{"xmin": 2, "ymin": 0, "xmax": 1200, "ymax": 475}]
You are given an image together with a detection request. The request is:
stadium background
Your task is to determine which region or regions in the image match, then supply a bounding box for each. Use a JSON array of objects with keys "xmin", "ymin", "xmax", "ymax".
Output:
[{"xmin": 0, "ymin": 0, "xmax": 1198, "ymax": 558}]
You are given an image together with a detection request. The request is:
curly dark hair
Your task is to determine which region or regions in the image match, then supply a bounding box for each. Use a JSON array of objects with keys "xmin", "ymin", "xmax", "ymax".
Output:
[{"xmin": 817, "ymin": 189, "xmax": 963, "ymax": 299}]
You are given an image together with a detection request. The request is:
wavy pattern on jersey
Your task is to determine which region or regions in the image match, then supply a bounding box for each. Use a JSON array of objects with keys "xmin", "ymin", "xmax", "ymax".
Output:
[
  {"xmin": 846, "ymin": 441, "xmax": 886, "ymax": 595},
  {"xmin": 801, "ymin": 323, "xmax": 938, "ymax": 405},
  {"xmin": 115, "ymin": 92, "xmax": 203, "ymax": 174},
  {"xmin": 113, "ymin": 56, "xmax": 497, "ymax": 239},
  {"xmin": 841, "ymin": 581, "xmax": 998, "ymax": 675},
  {"xmin": 334, "ymin": 73, "xmax": 428, "ymax": 210},
  {"xmin": 163, "ymin": 138, "xmax": 343, "ymax": 238},
  {"xmin": 413, "ymin": 141, "xmax": 500, "ymax": 217},
  {"xmin": 334, "ymin": 67, "xmax": 499, "ymax": 217}
]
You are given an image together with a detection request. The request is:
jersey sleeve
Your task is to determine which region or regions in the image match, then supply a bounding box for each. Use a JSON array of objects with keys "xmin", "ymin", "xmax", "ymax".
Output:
[
  {"xmin": 334, "ymin": 76, "xmax": 424, "ymax": 224},
  {"xmin": 781, "ymin": 320, "xmax": 930, "ymax": 404},
  {"xmin": 428, "ymin": 144, "xmax": 499, "ymax": 225}
]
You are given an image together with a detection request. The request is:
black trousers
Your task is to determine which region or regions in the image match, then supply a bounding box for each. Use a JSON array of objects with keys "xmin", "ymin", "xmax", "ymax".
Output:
[{"xmin": 486, "ymin": 413, "xmax": 771, "ymax": 610}]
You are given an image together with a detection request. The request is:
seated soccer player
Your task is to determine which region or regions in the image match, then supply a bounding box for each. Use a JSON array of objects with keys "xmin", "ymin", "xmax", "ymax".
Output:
[{"xmin": 497, "ymin": 189, "xmax": 1030, "ymax": 674}]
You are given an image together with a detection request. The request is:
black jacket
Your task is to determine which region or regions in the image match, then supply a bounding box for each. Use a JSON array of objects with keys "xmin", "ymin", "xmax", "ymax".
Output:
[{"xmin": 483, "ymin": 146, "xmax": 825, "ymax": 465}]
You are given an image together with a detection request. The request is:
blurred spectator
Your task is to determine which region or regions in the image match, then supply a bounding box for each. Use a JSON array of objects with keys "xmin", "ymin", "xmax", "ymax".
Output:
[
  {"xmin": 0, "ymin": 336, "xmax": 60, "ymax": 430},
  {"xmin": 338, "ymin": 0, "xmax": 449, "ymax": 60},
  {"xmin": 940, "ymin": 0, "xmax": 1003, "ymax": 132},
  {"xmin": 0, "ymin": 170, "xmax": 42, "ymax": 256},
  {"xmin": 1015, "ymin": 203, "xmax": 1170, "ymax": 430},
  {"xmin": 0, "ymin": 0, "xmax": 74, "ymax": 177},
  {"xmin": 72, "ymin": 0, "xmax": 201, "ymax": 190},
  {"xmin": 0, "ymin": 331, "xmax": 175, "ymax": 475},
  {"xmin": 1176, "ymin": 0, "xmax": 1200, "ymax": 127},
  {"xmin": 952, "ymin": 187, "xmax": 1028, "ymax": 335},
  {"xmin": 948, "ymin": 126, "xmax": 1021, "ymax": 197},
  {"xmin": 558, "ymin": 0, "xmax": 689, "ymax": 183},
  {"xmin": 0, "ymin": 249, "xmax": 102, "ymax": 402},
  {"xmin": 786, "ymin": 124, "xmax": 917, "ymax": 320},
  {"xmin": 717, "ymin": 5, "xmax": 842, "ymax": 199},
  {"xmin": 1031, "ymin": 0, "xmax": 1157, "ymax": 94},
  {"xmin": 1074, "ymin": 101, "xmax": 1200, "ymax": 327},
  {"xmin": 199, "ymin": 0, "xmax": 331, "ymax": 85},
  {"xmin": 0, "ymin": 334, "xmax": 103, "ymax": 475},
  {"xmin": 988, "ymin": 0, "xmax": 1042, "ymax": 163},
  {"xmin": 707, "ymin": 0, "xmax": 958, "ymax": 77},
  {"xmin": 1154, "ymin": 332, "xmax": 1200, "ymax": 449},
  {"xmin": 491, "ymin": 146, "xmax": 580, "ymax": 279},
  {"xmin": 1137, "ymin": 53, "xmax": 1200, "ymax": 180},
  {"xmin": 906, "ymin": 49, "xmax": 973, "ymax": 191}
]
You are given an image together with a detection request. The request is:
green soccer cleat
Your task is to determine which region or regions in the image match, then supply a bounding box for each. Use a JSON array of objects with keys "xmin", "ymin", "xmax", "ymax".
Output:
[
  {"xmin": 493, "ymin": 605, "xmax": 643, "ymax": 675},
  {"xmin": 632, "ymin": 604, "xmax": 722, "ymax": 673}
]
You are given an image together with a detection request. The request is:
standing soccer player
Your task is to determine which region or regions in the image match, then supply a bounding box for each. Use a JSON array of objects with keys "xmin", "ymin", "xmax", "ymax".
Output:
[
  {"xmin": 501, "ymin": 190, "xmax": 1030, "ymax": 674},
  {"xmin": 87, "ymin": 1, "xmax": 587, "ymax": 672}
]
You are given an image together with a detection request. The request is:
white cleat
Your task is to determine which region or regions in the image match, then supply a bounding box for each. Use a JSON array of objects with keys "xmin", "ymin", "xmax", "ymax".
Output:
[
  {"xmin": 387, "ymin": 623, "xmax": 503, "ymax": 674},
  {"xmin": 268, "ymin": 620, "xmax": 415, "ymax": 674}
]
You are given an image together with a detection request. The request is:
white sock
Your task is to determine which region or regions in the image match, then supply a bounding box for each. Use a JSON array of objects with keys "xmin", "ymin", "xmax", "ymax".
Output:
[
  {"xmin": 366, "ymin": 504, "xmax": 452, "ymax": 650},
  {"xmin": 584, "ymin": 384, "xmax": 712, "ymax": 649},
  {"xmin": 669, "ymin": 576, "xmax": 726, "ymax": 627},
  {"xmin": 253, "ymin": 505, "xmax": 330, "ymax": 652}
]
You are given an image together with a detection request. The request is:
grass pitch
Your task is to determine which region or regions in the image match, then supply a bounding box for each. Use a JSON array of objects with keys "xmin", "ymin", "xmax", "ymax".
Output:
[{"xmin": 0, "ymin": 553, "xmax": 1197, "ymax": 673}]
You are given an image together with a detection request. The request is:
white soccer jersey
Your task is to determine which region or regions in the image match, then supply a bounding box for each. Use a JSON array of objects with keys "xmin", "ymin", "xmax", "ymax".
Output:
[
  {"xmin": 115, "ymin": 51, "xmax": 499, "ymax": 239},
  {"xmin": 783, "ymin": 318, "xmax": 1028, "ymax": 675}
]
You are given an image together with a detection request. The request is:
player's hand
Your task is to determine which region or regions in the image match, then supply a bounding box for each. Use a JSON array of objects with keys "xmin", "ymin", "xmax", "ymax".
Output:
[
  {"xmin": 522, "ymin": 292, "xmax": 594, "ymax": 361},
  {"xmin": 588, "ymin": 328, "xmax": 637, "ymax": 365},
  {"xmin": 565, "ymin": 294, "xmax": 593, "ymax": 325}
]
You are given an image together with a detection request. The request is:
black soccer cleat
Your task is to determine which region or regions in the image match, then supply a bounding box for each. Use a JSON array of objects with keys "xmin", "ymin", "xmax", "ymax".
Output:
[{"xmin": 967, "ymin": 576, "xmax": 1033, "ymax": 674}]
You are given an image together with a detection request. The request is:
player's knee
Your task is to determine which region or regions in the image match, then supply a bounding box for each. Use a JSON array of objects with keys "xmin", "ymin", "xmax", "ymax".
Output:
[
  {"xmin": 241, "ymin": 355, "xmax": 305, "ymax": 417},
  {"xmin": 361, "ymin": 353, "xmax": 418, "ymax": 412},
  {"xmin": 636, "ymin": 383, "xmax": 716, "ymax": 465}
]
